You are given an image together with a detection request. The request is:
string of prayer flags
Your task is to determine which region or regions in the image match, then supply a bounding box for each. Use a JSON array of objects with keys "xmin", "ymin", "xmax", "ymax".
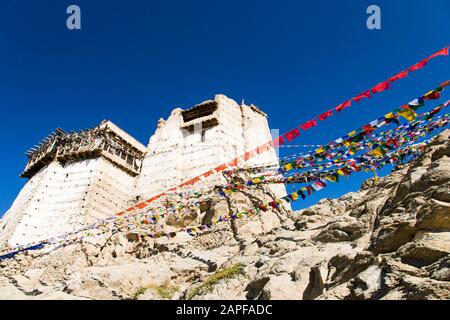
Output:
[
  {"xmin": 107, "ymin": 47, "xmax": 450, "ymax": 218},
  {"xmin": 5, "ymin": 51, "xmax": 450, "ymax": 261},
  {"xmin": 3, "ymin": 116, "xmax": 449, "ymax": 260}
]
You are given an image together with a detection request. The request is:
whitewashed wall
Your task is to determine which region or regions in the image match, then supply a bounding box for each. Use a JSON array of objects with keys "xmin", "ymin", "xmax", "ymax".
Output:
[
  {"xmin": 1, "ymin": 158, "xmax": 136, "ymax": 247},
  {"xmin": 136, "ymin": 94, "xmax": 287, "ymax": 200}
]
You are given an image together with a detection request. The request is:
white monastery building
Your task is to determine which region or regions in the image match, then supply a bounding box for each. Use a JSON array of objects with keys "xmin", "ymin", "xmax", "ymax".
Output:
[{"xmin": 0, "ymin": 95, "xmax": 287, "ymax": 247}]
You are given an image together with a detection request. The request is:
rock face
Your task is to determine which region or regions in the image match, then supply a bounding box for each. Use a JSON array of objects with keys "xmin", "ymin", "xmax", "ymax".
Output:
[{"xmin": 0, "ymin": 130, "xmax": 449, "ymax": 300}]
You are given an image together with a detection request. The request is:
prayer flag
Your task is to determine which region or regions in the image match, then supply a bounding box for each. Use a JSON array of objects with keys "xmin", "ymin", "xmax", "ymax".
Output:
[
  {"xmin": 270, "ymin": 136, "xmax": 285, "ymax": 147},
  {"xmin": 440, "ymin": 80, "xmax": 450, "ymax": 88},
  {"xmin": 388, "ymin": 70, "xmax": 408, "ymax": 83},
  {"xmin": 311, "ymin": 183, "xmax": 322, "ymax": 191},
  {"xmin": 289, "ymin": 192, "xmax": 299, "ymax": 201},
  {"xmin": 318, "ymin": 110, "xmax": 333, "ymax": 120},
  {"xmin": 409, "ymin": 59, "xmax": 428, "ymax": 72},
  {"xmin": 214, "ymin": 164, "xmax": 228, "ymax": 172},
  {"xmin": 315, "ymin": 147, "xmax": 325, "ymax": 154},
  {"xmin": 398, "ymin": 106, "xmax": 417, "ymax": 122},
  {"xmin": 297, "ymin": 189, "xmax": 306, "ymax": 199},
  {"xmin": 371, "ymin": 80, "xmax": 391, "ymax": 94},
  {"xmin": 353, "ymin": 90, "xmax": 371, "ymax": 103},
  {"xmin": 284, "ymin": 128, "xmax": 300, "ymax": 141},
  {"xmin": 300, "ymin": 119, "xmax": 317, "ymax": 131},
  {"xmin": 428, "ymin": 47, "xmax": 449, "ymax": 60},
  {"xmin": 423, "ymin": 91, "xmax": 441, "ymax": 100},
  {"xmin": 257, "ymin": 143, "xmax": 270, "ymax": 154},
  {"xmin": 228, "ymin": 158, "xmax": 239, "ymax": 167},
  {"xmin": 335, "ymin": 100, "xmax": 352, "ymax": 112},
  {"xmin": 203, "ymin": 170, "xmax": 214, "ymax": 178},
  {"xmin": 362, "ymin": 124, "xmax": 375, "ymax": 135},
  {"xmin": 408, "ymin": 97, "xmax": 424, "ymax": 107},
  {"xmin": 372, "ymin": 147, "xmax": 386, "ymax": 157}
]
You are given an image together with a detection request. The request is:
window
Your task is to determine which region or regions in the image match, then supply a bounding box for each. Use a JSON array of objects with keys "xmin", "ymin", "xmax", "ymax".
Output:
[{"xmin": 201, "ymin": 130, "xmax": 206, "ymax": 142}]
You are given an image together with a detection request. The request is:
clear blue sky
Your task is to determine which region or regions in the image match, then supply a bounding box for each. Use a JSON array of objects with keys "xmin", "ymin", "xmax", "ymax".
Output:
[{"xmin": 0, "ymin": 0, "xmax": 449, "ymax": 215}]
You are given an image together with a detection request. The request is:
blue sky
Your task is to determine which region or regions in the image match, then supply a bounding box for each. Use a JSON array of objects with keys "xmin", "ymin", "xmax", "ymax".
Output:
[{"xmin": 0, "ymin": 0, "xmax": 449, "ymax": 215}]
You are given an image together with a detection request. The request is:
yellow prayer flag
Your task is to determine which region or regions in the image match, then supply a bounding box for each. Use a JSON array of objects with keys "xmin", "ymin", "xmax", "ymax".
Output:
[
  {"xmin": 315, "ymin": 147, "xmax": 325, "ymax": 154},
  {"xmin": 290, "ymin": 192, "xmax": 299, "ymax": 201},
  {"xmin": 252, "ymin": 177, "xmax": 262, "ymax": 184},
  {"xmin": 371, "ymin": 147, "xmax": 385, "ymax": 157},
  {"xmin": 385, "ymin": 112, "xmax": 394, "ymax": 119},
  {"xmin": 284, "ymin": 163, "xmax": 293, "ymax": 171},
  {"xmin": 337, "ymin": 169, "xmax": 345, "ymax": 176},
  {"xmin": 398, "ymin": 107, "xmax": 417, "ymax": 122}
]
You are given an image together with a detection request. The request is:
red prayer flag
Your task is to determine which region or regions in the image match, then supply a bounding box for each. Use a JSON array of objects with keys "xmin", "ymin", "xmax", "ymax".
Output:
[
  {"xmin": 409, "ymin": 59, "xmax": 428, "ymax": 72},
  {"xmin": 184, "ymin": 177, "xmax": 200, "ymax": 185},
  {"xmin": 270, "ymin": 136, "xmax": 285, "ymax": 147},
  {"xmin": 214, "ymin": 164, "xmax": 228, "ymax": 172},
  {"xmin": 135, "ymin": 202, "xmax": 148, "ymax": 209},
  {"xmin": 335, "ymin": 100, "xmax": 352, "ymax": 112},
  {"xmin": 353, "ymin": 90, "xmax": 371, "ymax": 103},
  {"xmin": 428, "ymin": 47, "xmax": 449, "ymax": 60},
  {"xmin": 203, "ymin": 170, "xmax": 214, "ymax": 178},
  {"xmin": 371, "ymin": 80, "xmax": 391, "ymax": 94},
  {"xmin": 228, "ymin": 158, "xmax": 239, "ymax": 167},
  {"xmin": 300, "ymin": 119, "xmax": 317, "ymax": 131},
  {"xmin": 423, "ymin": 91, "xmax": 441, "ymax": 100},
  {"xmin": 440, "ymin": 80, "xmax": 450, "ymax": 88},
  {"xmin": 362, "ymin": 124, "xmax": 375, "ymax": 134},
  {"xmin": 257, "ymin": 143, "xmax": 270, "ymax": 154},
  {"xmin": 388, "ymin": 70, "xmax": 408, "ymax": 83},
  {"xmin": 284, "ymin": 128, "xmax": 300, "ymax": 141},
  {"xmin": 318, "ymin": 109, "xmax": 333, "ymax": 120}
]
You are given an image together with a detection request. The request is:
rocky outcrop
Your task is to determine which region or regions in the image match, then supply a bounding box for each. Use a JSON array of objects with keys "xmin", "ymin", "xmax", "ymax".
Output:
[{"xmin": 0, "ymin": 130, "xmax": 449, "ymax": 300}]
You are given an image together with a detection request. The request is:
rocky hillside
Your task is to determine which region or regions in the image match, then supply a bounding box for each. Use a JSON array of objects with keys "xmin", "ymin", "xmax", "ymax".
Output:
[{"xmin": 0, "ymin": 130, "xmax": 449, "ymax": 300}]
